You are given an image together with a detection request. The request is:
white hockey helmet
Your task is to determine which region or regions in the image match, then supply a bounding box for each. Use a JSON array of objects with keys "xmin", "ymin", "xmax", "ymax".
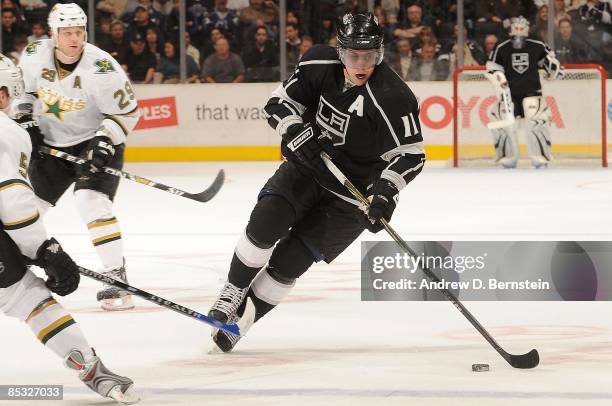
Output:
[
  {"xmin": 0, "ymin": 53, "xmax": 24, "ymax": 99},
  {"xmin": 48, "ymin": 3, "xmax": 87, "ymax": 40}
]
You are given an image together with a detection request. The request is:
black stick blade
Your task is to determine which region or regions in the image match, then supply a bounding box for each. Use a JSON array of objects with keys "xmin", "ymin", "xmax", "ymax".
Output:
[
  {"xmin": 189, "ymin": 169, "xmax": 225, "ymax": 202},
  {"xmin": 507, "ymin": 349, "xmax": 539, "ymax": 369}
]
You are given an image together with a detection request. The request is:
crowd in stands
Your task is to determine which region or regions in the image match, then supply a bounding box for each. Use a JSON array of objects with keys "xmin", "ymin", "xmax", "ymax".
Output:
[{"xmin": 1, "ymin": 0, "xmax": 610, "ymax": 83}]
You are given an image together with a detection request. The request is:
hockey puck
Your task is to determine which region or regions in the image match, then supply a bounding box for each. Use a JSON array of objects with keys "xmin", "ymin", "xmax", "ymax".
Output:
[{"xmin": 472, "ymin": 363, "xmax": 490, "ymax": 372}]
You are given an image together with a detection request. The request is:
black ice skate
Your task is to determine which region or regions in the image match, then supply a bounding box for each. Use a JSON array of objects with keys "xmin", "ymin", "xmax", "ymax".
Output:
[{"xmin": 208, "ymin": 281, "xmax": 247, "ymax": 323}]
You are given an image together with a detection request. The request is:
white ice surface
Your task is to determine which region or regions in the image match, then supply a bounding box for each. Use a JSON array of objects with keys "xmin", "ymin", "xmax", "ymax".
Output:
[{"xmin": 1, "ymin": 162, "xmax": 612, "ymax": 406}]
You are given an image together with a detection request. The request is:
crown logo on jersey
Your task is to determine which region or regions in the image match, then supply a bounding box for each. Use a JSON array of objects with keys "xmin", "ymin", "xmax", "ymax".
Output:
[
  {"xmin": 25, "ymin": 41, "xmax": 41, "ymax": 56},
  {"xmin": 94, "ymin": 59, "xmax": 116, "ymax": 74}
]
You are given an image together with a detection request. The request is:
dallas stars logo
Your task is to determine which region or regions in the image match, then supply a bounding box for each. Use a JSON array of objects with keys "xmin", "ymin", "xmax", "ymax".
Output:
[
  {"xmin": 44, "ymin": 99, "xmax": 67, "ymax": 120},
  {"xmin": 25, "ymin": 41, "xmax": 41, "ymax": 55},
  {"xmin": 94, "ymin": 59, "xmax": 116, "ymax": 74}
]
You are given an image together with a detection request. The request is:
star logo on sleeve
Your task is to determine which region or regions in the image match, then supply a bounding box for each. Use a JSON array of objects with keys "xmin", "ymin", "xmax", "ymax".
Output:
[{"xmin": 94, "ymin": 59, "xmax": 116, "ymax": 74}]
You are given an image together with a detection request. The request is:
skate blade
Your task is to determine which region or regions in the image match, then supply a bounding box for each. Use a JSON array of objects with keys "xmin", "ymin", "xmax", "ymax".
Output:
[
  {"xmin": 108, "ymin": 384, "xmax": 140, "ymax": 404},
  {"xmin": 207, "ymin": 344, "xmax": 225, "ymax": 354},
  {"xmin": 100, "ymin": 295, "xmax": 135, "ymax": 311}
]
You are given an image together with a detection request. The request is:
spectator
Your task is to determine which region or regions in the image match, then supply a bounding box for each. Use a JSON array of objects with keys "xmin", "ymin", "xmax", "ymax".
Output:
[
  {"xmin": 8, "ymin": 32, "xmax": 27, "ymax": 64},
  {"xmin": 239, "ymin": 0, "xmax": 279, "ymax": 27},
  {"xmin": 287, "ymin": 9, "xmax": 299, "ymax": 25},
  {"xmin": 530, "ymin": 5, "xmax": 549, "ymax": 41},
  {"xmin": 373, "ymin": 5, "xmax": 395, "ymax": 47},
  {"xmin": 145, "ymin": 26, "xmax": 164, "ymax": 63},
  {"xmin": 185, "ymin": 31, "xmax": 201, "ymax": 68},
  {"xmin": 2, "ymin": 8, "xmax": 28, "ymax": 53},
  {"xmin": 201, "ymin": 27, "xmax": 227, "ymax": 58},
  {"xmin": 102, "ymin": 20, "xmax": 131, "ymax": 62},
  {"xmin": 127, "ymin": 5, "xmax": 159, "ymax": 40},
  {"xmin": 413, "ymin": 25, "xmax": 442, "ymax": 56},
  {"xmin": 153, "ymin": 0, "xmax": 174, "ymax": 16},
  {"xmin": 439, "ymin": 24, "xmax": 486, "ymax": 64},
  {"xmin": 387, "ymin": 38, "xmax": 413, "ymax": 81},
  {"xmin": 555, "ymin": 17, "xmax": 590, "ymax": 62},
  {"xmin": 19, "ymin": 0, "xmax": 46, "ymax": 15},
  {"xmin": 286, "ymin": 22, "xmax": 301, "ymax": 74},
  {"xmin": 27, "ymin": 19, "xmax": 49, "ymax": 43},
  {"xmin": 578, "ymin": 0, "xmax": 612, "ymax": 35},
  {"xmin": 298, "ymin": 35, "xmax": 313, "ymax": 59},
  {"xmin": 379, "ymin": 0, "xmax": 400, "ymax": 24},
  {"xmin": 474, "ymin": 0, "xmax": 505, "ymax": 40},
  {"xmin": 123, "ymin": 31, "xmax": 157, "ymax": 84},
  {"xmin": 242, "ymin": 25, "xmax": 279, "ymax": 82},
  {"xmin": 553, "ymin": 0, "xmax": 572, "ymax": 25},
  {"xmin": 203, "ymin": 0, "xmax": 240, "ymax": 44},
  {"xmin": 409, "ymin": 43, "xmax": 448, "ymax": 81},
  {"xmin": 163, "ymin": 0, "xmax": 197, "ymax": 41},
  {"xmin": 157, "ymin": 40, "xmax": 200, "ymax": 83},
  {"xmin": 96, "ymin": 15, "xmax": 113, "ymax": 49},
  {"xmin": 392, "ymin": 4, "xmax": 430, "ymax": 48},
  {"xmin": 96, "ymin": 0, "xmax": 129, "ymax": 20},
  {"xmin": 201, "ymin": 36, "xmax": 245, "ymax": 83},
  {"xmin": 483, "ymin": 33, "xmax": 498, "ymax": 58}
]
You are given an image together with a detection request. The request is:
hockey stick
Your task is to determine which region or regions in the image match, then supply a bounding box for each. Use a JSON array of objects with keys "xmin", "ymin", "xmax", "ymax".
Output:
[
  {"xmin": 320, "ymin": 152, "xmax": 539, "ymax": 369},
  {"xmin": 39, "ymin": 146, "xmax": 224, "ymax": 203},
  {"xmin": 78, "ymin": 265, "xmax": 253, "ymax": 337}
]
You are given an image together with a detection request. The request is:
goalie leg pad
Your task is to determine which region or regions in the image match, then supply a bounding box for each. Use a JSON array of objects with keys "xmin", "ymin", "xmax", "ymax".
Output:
[
  {"xmin": 491, "ymin": 123, "xmax": 519, "ymax": 168},
  {"xmin": 523, "ymin": 96, "xmax": 553, "ymax": 167}
]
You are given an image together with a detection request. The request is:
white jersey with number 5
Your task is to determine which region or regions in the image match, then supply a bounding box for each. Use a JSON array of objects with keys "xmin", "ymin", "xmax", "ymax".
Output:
[{"xmin": 17, "ymin": 39, "xmax": 140, "ymax": 147}]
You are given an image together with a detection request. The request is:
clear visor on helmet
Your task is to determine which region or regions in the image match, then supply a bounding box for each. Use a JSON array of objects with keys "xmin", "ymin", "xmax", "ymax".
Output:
[{"xmin": 339, "ymin": 47, "xmax": 382, "ymax": 69}]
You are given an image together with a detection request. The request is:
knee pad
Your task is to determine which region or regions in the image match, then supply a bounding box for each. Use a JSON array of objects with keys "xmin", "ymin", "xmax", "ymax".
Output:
[
  {"xmin": 0, "ymin": 270, "xmax": 50, "ymax": 321},
  {"xmin": 74, "ymin": 189, "xmax": 114, "ymax": 225},
  {"xmin": 268, "ymin": 236, "xmax": 315, "ymax": 281},
  {"xmin": 523, "ymin": 96, "xmax": 550, "ymax": 126},
  {"xmin": 247, "ymin": 195, "xmax": 295, "ymax": 247},
  {"xmin": 0, "ymin": 231, "xmax": 28, "ymax": 288}
]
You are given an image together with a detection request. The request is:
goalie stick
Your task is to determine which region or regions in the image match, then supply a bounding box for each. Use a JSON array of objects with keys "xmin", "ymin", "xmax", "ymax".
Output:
[
  {"xmin": 40, "ymin": 146, "xmax": 224, "ymax": 203},
  {"xmin": 78, "ymin": 265, "xmax": 253, "ymax": 337},
  {"xmin": 320, "ymin": 152, "xmax": 540, "ymax": 369}
]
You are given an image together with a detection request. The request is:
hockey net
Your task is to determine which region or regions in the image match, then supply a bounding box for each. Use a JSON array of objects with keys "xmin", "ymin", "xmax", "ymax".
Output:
[{"xmin": 452, "ymin": 64, "xmax": 608, "ymax": 167}]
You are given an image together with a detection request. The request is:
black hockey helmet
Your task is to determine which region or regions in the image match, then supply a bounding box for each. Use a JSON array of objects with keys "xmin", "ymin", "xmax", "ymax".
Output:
[{"xmin": 336, "ymin": 12, "xmax": 384, "ymax": 50}]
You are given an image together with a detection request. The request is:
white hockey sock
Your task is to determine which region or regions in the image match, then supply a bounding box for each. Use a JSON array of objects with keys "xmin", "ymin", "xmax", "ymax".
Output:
[
  {"xmin": 26, "ymin": 297, "xmax": 94, "ymax": 361},
  {"xmin": 88, "ymin": 217, "xmax": 124, "ymax": 270},
  {"xmin": 74, "ymin": 189, "xmax": 124, "ymax": 270}
]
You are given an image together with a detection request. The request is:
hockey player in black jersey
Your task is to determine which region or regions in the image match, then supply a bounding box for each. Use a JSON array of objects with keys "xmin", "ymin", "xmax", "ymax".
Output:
[
  {"xmin": 207, "ymin": 12, "xmax": 425, "ymax": 352},
  {"xmin": 485, "ymin": 16, "xmax": 564, "ymax": 168}
]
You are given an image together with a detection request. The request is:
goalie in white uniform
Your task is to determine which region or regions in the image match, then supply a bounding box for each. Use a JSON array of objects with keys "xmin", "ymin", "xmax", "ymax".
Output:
[
  {"xmin": 0, "ymin": 54, "xmax": 139, "ymax": 404},
  {"xmin": 485, "ymin": 16, "xmax": 563, "ymax": 168},
  {"xmin": 13, "ymin": 3, "xmax": 140, "ymax": 310}
]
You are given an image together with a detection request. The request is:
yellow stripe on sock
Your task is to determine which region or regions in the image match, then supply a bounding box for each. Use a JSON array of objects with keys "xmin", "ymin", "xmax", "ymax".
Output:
[
  {"xmin": 26, "ymin": 299, "xmax": 58, "ymax": 323},
  {"xmin": 37, "ymin": 315, "xmax": 74, "ymax": 342},
  {"xmin": 92, "ymin": 232, "xmax": 122, "ymax": 246},
  {"xmin": 87, "ymin": 218, "xmax": 118, "ymax": 229}
]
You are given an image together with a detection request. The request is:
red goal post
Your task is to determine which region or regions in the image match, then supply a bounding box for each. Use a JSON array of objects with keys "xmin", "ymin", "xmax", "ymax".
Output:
[{"xmin": 452, "ymin": 64, "xmax": 607, "ymax": 167}]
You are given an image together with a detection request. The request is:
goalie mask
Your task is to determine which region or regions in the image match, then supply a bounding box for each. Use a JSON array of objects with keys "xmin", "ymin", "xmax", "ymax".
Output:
[
  {"xmin": 336, "ymin": 12, "xmax": 384, "ymax": 68},
  {"xmin": 509, "ymin": 16, "xmax": 529, "ymax": 49}
]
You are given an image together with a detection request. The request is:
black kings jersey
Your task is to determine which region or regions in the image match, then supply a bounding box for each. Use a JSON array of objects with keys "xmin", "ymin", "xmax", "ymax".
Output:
[
  {"xmin": 264, "ymin": 45, "xmax": 425, "ymax": 197},
  {"xmin": 488, "ymin": 39, "xmax": 554, "ymax": 98}
]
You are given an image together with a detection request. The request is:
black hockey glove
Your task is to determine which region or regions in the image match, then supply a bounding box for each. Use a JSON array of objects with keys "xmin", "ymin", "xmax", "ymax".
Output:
[
  {"xmin": 87, "ymin": 135, "xmax": 115, "ymax": 173},
  {"xmin": 283, "ymin": 123, "xmax": 329, "ymax": 173},
  {"xmin": 15, "ymin": 114, "xmax": 44, "ymax": 154},
  {"xmin": 35, "ymin": 238, "xmax": 80, "ymax": 296},
  {"xmin": 362, "ymin": 180, "xmax": 398, "ymax": 233}
]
